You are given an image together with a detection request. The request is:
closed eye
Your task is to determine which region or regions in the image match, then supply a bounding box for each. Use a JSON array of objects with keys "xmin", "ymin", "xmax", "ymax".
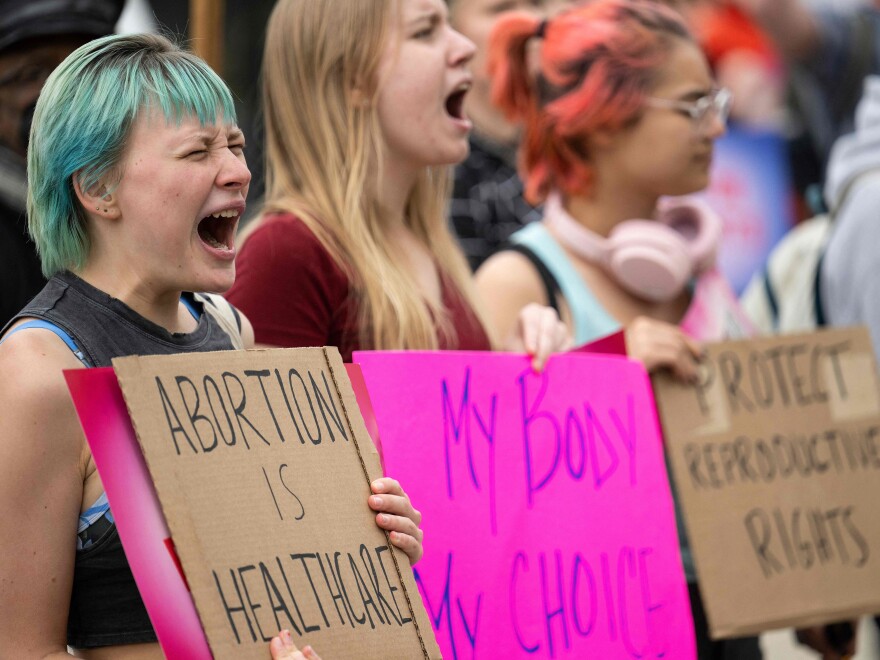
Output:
[
  {"xmin": 411, "ymin": 13, "xmax": 441, "ymax": 40},
  {"xmin": 413, "ymin": 24, "xmax": 436, "ymax": 39}
]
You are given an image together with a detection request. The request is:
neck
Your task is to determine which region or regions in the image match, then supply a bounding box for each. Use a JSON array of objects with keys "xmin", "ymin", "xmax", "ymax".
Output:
[
  {"xmin": 378, "ymin": 157, "xmax": 418, "ymax": 230},
  {"xmin": 563, "ymin": 185, "xmax": 659, "ymax": 237},
  {"xmin": 75, "ymin": 259, "xmax": 189, "ymax": 333}
]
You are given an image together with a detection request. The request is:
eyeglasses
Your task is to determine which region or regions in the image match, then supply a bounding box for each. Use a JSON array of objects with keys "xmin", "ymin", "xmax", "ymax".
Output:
[{"xmin": 644, "ymin": 88, "xmax": 732, "ymax": 130}]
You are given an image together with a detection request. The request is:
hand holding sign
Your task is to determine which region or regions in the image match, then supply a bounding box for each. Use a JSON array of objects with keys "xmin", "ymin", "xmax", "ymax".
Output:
[
  {"xmin": 270, "ymin": 630, "xmax": 322, "ymax": 659},
  {"xmin": 625, "ymin": 316, "xmax": 704, "ymax": 383},
  {"xmin": 369, "ymin": 478, "xmax": 425, "ymax": 564},
  {"xmin": 507, "ymin": 302, "xmax": 572, "ymax": 372}
]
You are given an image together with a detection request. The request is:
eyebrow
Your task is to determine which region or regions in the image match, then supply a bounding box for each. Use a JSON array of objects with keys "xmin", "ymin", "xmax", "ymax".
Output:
[
  {"xmin": 406, "ymin": 3, "xmax": 446, "ymax": 27},
  {"xmin": 183, "ymin": 127, "xmax": 243, "ymax": 143}
]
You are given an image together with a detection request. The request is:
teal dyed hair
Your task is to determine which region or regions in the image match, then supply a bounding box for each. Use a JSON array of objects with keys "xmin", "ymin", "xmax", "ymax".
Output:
[{"xmin": 27, "ymin": 33, "xmax": 237, "ymax": 277}]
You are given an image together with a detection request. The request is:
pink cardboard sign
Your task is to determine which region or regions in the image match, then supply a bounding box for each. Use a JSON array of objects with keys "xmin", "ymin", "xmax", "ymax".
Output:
[
  {"xmin": 64, "ymin": 367, "xmax": 211, "ymax": 659},
  {"xmin": 353, "ymin": 351, "xmax": 696, "ymax": 659}
]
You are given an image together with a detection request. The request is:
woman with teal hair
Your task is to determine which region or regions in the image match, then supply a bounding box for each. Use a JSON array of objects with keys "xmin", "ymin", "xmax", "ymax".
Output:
[{"xmin": 0, "ymin": 33, "xmax": 417, "ymax": 659}]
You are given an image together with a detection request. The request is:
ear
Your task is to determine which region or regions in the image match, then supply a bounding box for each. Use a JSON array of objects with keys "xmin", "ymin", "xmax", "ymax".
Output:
[
  {"xmin": 585, "ymin": 126, "xmax": 618, "ymax": 151},
  {"xmin": 72, "ymin": 172, "xmax": 120, "ymax": 220},
  {"xmin": 348, "ymin": 74, "xmax": 373, "ymax": 108},
  {"xmin": 349, "ymin": 87, "xmax": 371, "ymax": 108}
]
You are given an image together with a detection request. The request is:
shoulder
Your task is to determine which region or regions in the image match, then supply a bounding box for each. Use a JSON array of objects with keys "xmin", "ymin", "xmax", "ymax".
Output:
[
  {"xmin": 476, "ymin": 248, "xmax": 548, "ymax": 302},
  {"xmin": 237, "ymin": 213, "xmax": 341, "ymax": 276},
  {"xmin": 0, "ymin": 321, "xmax": 87, "ymax": 394},
  {"xmin": 0, "ymin": 324, "xmax": 88, "ymax": 464},
  {"xmin": 242, "ymin": 212, "xmax": 326, "ymax": 250},
  {"xmin": 226, "ymin": 213, "xmax": 350, "ymax": 340}
]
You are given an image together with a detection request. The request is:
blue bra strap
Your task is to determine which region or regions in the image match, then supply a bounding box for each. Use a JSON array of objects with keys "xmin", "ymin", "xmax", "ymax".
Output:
[
  {"xmin": 180, "ymin": 295, "xmax": 200, "ymax": 321},
  {"xmin": 1, "ymin": 319, "xmax": 89, "ymax": 366}
]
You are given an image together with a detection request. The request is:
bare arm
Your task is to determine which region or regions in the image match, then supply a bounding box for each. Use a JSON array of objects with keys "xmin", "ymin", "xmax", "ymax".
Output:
[
  {"xmin": 476, "ymin": 251, "xmax": 551, "ymax": 343},
  {"xmin": 476, "ymin": 250, "xmax": 571, "ymax": 369},
  {"xmin": 0, "ymin": 331, "xmax": 89, "ymax": 657}
]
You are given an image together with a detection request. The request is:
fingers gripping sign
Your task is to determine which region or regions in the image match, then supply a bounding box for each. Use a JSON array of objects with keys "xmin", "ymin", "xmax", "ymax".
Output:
[
  {"xmin": 510, "ymin": 303, "xmax": 573, "ymax": 373},
  {"xmin": 625, "ymin": 316, "xmax": 704, "ymax": 383},
  {"xmin": 369, "ymin": 477, "xmax": 425, "ymax": 564},
  {"xmin": 269, "ymin": 629, "xmax": 323, "ymax": 659}
]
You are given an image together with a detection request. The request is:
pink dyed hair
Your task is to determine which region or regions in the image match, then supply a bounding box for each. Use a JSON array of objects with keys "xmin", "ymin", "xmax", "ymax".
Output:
[{"xmin": 488, "ymin": 0, "xmax": 692, "ymax": 203}]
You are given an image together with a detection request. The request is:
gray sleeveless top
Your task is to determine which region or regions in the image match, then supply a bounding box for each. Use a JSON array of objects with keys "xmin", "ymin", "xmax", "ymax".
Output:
[{"xmin": 4, "ymin": 271, "xmax": 239, "ymax": 648}]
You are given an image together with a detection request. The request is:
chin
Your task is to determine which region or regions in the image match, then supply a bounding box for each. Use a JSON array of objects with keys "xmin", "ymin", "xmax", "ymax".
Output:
[
  {"xmin": 665, "ymin": 174, "xmax": 710, "ymax": 197},
  {"xmin": 194, "ymin": 266, "xmax": 236, "ymax": 294},
  {"xmin": 435, "ymin": 143, "xmax": 471, "ymax": 167}
]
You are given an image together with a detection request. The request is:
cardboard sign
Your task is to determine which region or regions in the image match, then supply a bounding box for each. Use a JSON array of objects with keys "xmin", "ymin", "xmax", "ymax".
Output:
[
  {"xmin": 354, "ymin": 350, "xmax": 697, "ymax": 659},
  {"xmin": 111, "ymin": 347, "xmax": 440, "ymax": 659},
  {"xmin": 652, "ymin": 327, "xmax": 880, "ymax": 638}
]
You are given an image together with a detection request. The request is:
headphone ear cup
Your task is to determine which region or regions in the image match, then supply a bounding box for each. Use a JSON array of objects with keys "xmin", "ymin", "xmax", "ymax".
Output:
[
  {"xmin": 607, "ymin": 220, "xmax": 691, "ymax": 302},
  {"xmin": 658, "ymin": 198, "xmax": 722, "ymax": 272}
]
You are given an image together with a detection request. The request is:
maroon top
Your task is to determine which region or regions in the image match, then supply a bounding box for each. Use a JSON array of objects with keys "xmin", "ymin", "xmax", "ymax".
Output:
[{"xmin": 227, "ymin": 213, "xmax": 491, "ymax": 361}]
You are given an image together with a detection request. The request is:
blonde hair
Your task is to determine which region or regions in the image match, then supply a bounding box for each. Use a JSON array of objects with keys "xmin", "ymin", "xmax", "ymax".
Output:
[{"xmin": 258, "ymin": 0, "xmax": 487, "ymax": 351}]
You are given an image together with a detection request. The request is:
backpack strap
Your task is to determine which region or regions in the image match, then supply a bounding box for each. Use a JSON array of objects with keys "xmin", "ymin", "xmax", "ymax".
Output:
[
  {"xmin": 762, "ymin": 266, "xmax": 780, "ymax": 328},
  {"xmin": 814, "ymin": 252, "xmax": 827, "ymax": 327},
  {"xmin": 194, "ymin": 293, "xmax": 244, "ymax": 350}
]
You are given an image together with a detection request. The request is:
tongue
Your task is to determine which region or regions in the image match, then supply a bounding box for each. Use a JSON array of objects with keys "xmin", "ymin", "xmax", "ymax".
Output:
[
  {"xmin": 199, "ymin": 219, "xmax": 229, "ymax": 250},
  {"xmin": 204, "ymin": 233, "xmax": 228, "ymax": 250}
]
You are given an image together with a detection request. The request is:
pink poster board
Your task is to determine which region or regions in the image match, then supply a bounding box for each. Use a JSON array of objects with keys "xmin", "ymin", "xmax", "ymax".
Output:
[
  {"xmin": 572, "ymin": 330, "xmax": 627, "ymax": 356},
  {"xmin": 64, "ymin": 367, "xmax": 212, "ymax": 659},
  {"xmin": 353, "ymin": 351, "xmax": 696, "ymax": 659}
]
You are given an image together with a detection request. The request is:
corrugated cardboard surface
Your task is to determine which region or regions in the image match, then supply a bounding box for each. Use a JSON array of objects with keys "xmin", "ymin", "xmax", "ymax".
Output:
[
  {"xmin": 653, "ymin": 327, "xmax": 880, "ymax": 638},
  {"xmin": 113, "ymin": 347, "xmax": 440, "ymax": 659}
]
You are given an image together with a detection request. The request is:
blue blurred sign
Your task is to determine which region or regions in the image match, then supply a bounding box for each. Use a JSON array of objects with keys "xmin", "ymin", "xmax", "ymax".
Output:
[{"xmin": 698, "ymin": 127, "xmax": 795, "ymax": 293}]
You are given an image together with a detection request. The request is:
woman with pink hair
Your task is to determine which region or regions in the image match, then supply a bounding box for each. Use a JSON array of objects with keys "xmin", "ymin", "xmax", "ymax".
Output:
[{"xmin": 476, "ymin": 1, "xmax": 758, "ymax": 656}]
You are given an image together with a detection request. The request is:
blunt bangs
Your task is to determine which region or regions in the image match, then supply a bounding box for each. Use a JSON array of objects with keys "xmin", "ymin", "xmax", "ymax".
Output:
[{"xmin": 27, "ymin": 33, "xmax": 236, "ymax": 277}]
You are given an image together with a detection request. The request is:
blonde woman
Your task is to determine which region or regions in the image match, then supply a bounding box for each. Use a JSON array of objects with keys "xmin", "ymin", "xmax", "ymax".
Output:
[{"xmin": 226, "ymin": 0, "xmax": 568, "ymax": 367}]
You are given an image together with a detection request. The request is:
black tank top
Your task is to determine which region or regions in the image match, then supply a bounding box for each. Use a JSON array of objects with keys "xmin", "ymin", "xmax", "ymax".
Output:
[{"xmin": 6, "ymin": 271, "xmax": 239, "ymax": 648}]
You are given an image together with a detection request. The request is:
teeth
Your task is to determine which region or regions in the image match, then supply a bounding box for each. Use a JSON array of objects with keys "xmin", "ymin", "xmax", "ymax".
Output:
[
  {"xmin": 204, "ymin": 234, "xmax": 229, "ymax": 250},
  {"xmin": 210, "ymin": 209, "xmax": 239, "ymax": 218}
]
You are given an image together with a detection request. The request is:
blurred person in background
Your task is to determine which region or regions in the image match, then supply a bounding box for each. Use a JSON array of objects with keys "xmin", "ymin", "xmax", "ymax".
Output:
[
  {"xmin": 447, "ymin": 0, "xmax": 570, "ymax": 270},
  {"xmin": 0, "ymin": 0, "xmax": 125, "ymax": 326},
  {"xmin": 819, "ymin": 77, "xmax": 880, "ymax": 656},
  {"xmin": 733, "ymin": 0, "xmax": 880, "ymax": 207},
  {"xmin": 683, "ymin": 0, "xmax": 786, "ymax": 131}
]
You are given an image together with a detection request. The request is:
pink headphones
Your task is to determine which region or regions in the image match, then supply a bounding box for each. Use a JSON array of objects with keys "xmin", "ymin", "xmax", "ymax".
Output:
[{"xmin": 543, "ymin": 192, "xmax": 723, "ymax": 302}]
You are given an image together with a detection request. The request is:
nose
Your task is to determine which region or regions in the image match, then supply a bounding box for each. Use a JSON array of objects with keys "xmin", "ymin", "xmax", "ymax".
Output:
[
  {"xmin": 703, "ymin": 110, "xmax": 727, "ymax": 140},
  {"xmin": 217, "ymin": 149, "xmax": 252, "ymax": 191},
  {"xmin": 449, "ymin": 26, "xmax": 476, "ymax": 68}
]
